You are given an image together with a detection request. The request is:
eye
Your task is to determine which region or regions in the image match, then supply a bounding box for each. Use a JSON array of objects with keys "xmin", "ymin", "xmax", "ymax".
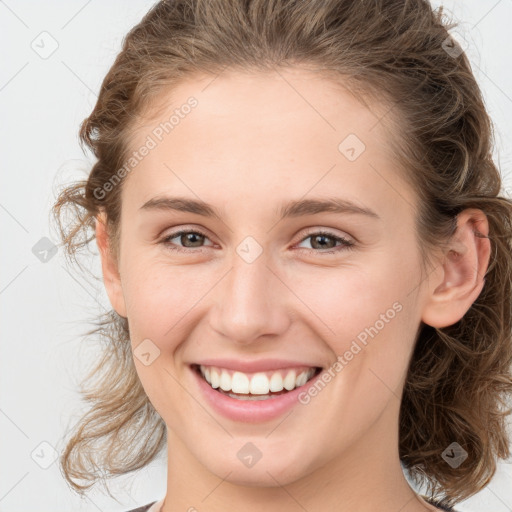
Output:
[
  {"xmin": 159, "ymin": 228, "xmax": 355, "ymax": 255},
  {"xmin": 294, "ymin": 230, "xmax": 355, "ymax": 254},
  {"xmin": 160, "ymin": 229, "xmax": 214, "ymax": 253}
]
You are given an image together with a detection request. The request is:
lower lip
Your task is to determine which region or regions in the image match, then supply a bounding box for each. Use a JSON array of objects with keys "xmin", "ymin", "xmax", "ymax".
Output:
[{"xmin": 191, "ymin": 366, "xmax": 321, "ymax": 423}]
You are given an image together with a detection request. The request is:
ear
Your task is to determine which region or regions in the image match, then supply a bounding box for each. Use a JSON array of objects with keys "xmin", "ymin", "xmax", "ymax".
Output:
[
  {"xmin": 95, "ymin": 212, "xmax": 127, "ymax": 318},
  {"xmin": 421, "ymin": 208, "xmax": 491, "ymax": 328}
]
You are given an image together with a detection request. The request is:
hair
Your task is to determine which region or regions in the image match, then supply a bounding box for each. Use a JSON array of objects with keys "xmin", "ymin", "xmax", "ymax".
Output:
[{"xmin": 53, "ymin": 0, "xmax": 512, "ymax": 508}]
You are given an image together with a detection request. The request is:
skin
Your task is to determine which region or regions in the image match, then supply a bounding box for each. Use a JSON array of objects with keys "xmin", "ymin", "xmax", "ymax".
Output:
[{"xmin": 95, "ymin": 68, "xmax": 490, "ymax": 512}]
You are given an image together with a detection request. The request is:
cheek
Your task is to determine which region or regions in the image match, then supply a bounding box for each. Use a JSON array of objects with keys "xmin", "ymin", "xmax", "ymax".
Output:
[
  {"xmin": 121, "ymin": 254, "xmax": 217, "ymax": 344},
  {"xmin": 287, "ymin": 256, "xmax": 415, "ymax": 347},
  {"xmin": 289, "ymin": 251, "xmax": 421, "ymax": 404},
  {"xmin": 321, "ymin": 258, "xmax": 421, "ymax": 408}
]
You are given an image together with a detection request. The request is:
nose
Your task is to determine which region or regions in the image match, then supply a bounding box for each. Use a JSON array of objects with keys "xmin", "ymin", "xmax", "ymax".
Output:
[{"xmin": 208, "ymin": 251, "xmax": 291, "ymax": 345}]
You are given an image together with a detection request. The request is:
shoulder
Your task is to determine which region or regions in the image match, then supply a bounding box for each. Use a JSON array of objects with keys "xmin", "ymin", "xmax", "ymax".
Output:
[{"xmin": 124, "ymin": 501, "xmax": 157, "ymax": 512}]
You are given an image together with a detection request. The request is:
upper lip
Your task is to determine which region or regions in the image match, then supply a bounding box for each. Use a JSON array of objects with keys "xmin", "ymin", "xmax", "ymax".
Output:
[{"xmin": 192, "ymin": 358, "xmax": 322, "ymax": 373}]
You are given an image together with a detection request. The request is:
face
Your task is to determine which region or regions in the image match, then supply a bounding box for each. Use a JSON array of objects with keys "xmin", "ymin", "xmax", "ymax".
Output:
[{"xmin": 101, "ymin": 68, "xmax": 430, "ymax": 486}]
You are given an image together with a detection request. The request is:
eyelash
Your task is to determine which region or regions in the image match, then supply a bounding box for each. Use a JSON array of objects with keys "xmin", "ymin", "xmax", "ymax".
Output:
[{"xmin": 159, "ymin": 228, "xmax": 355, "ymax": 255}]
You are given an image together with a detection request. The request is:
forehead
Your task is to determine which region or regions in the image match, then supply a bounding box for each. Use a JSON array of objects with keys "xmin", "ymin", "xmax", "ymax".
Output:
[
  {"xmin": 123, "ymin": 68, "xmax": 415, "ymax": 222},
  {"xmin": 135, "ymin": 67, "xmax": 392, "ymax": 148}
]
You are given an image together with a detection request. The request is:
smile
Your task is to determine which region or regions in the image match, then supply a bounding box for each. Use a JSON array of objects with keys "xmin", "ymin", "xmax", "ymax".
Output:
[{"xmin": 193, "ymin": 364, "xmax": 321, "ymax": 401}]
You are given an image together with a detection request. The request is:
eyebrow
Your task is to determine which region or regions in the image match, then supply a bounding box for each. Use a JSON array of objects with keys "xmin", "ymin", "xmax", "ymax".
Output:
[{"xmin": 139, "ymin": 196, "xmax": 380, "ymax": 221}]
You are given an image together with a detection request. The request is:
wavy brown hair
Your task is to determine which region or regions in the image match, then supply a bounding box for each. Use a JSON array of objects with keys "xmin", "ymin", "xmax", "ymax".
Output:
[{"xmin": 52, "ymin": 0, "xmax": 512, "ymax": 507}]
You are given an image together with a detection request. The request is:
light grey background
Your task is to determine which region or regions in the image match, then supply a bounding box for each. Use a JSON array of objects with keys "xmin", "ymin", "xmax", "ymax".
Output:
[{"xmin": 1, "ymin": 1, "xmax": 511, "ymax": 511}]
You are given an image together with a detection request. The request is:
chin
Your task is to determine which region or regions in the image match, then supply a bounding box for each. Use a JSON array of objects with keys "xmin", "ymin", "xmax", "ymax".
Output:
[{"xmin": 196, "ymin": 440, "xmax": 320, "ymax": 488}]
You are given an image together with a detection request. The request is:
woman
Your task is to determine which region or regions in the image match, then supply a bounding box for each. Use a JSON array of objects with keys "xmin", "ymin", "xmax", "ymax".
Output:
[{"xmin": 53, "ymin": 1, "xmax": 512, "ymax": 511}]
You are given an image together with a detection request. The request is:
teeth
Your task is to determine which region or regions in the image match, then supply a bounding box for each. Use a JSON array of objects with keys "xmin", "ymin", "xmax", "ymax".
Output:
[
  {"xmin": 231, "ymin": 372, "xmax": 250, "ymax": 393},
  {"xmin": 210, "ymin": 369, "xmax": 220, "ymax": 388},
  {"xmin": 220, "ymin": 371, "xmax": 231, "ymax": 391},
  {"xmin": 198, "ymin": 365, "xmax": 316, "ymax": 395},
  {"xmin": 296, "ymin": 371, "xmax": 308, "ymax": 387},
  {"xmin": 223, "ymin": 392, "xmax": 275, "ymax": 400},
  {"xmin": 283, "ymin": 370, "xmax": 296, "ymax": 391},
  {"xmin": 250, "ymin": 373, "xmax": 270, "ymax": 394},
  {"xmin": 269, "ymin": 372, "xmax": 284, "ymax": 392}
]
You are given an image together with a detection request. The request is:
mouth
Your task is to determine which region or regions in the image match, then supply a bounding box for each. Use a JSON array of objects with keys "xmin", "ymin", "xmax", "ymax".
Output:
[{"xmin": 191, "ymin": 363, "xmax": 322, "ymax": 401}]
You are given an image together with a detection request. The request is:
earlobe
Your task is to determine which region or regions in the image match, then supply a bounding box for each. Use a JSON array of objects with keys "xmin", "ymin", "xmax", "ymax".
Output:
[
  {"xmin": 95, "ymin": 213, "xmax": 127, "ymax": 318},
  {"xmin": 421, "ymin": 208, "xmax": 491, "ymax": 329}
]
